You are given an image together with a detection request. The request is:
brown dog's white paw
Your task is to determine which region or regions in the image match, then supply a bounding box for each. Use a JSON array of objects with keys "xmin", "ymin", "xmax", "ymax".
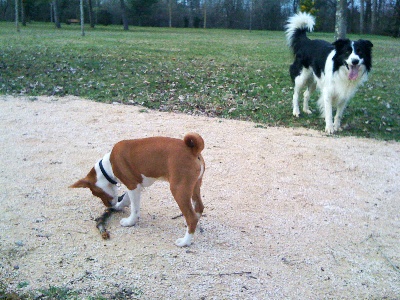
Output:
[
  {"xmin": 175, "ymin": 231, "xmax": 193, "ymax": 247},
  {"xmin": 120, "ymin": 217, "xmax": 138, "ymax": 227}
]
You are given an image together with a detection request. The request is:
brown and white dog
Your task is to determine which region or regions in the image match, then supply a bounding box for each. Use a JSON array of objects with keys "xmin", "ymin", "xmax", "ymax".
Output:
[{"xmin": 70, "ymin": 133, "xmax": 205, "ymax": 247}]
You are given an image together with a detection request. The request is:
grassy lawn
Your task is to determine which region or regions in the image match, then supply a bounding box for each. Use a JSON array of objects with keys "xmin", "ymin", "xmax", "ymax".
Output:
[
  {"xmin": 0, "ymin": 22, "xmax": 399, "ymax": 141},
  {"xmin": 0, "ymin": 280, "xmax": 141, "ymax": 299}
]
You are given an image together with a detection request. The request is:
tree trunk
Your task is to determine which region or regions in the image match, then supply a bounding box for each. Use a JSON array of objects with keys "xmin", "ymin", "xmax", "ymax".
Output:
[
  {"xmin": 371, "ymin": 0, "xmax": 377, "ymax": 33},
  {"xmin": 95, "ymin": 0, "xmax": 99, "ymax": 24},
  {"xmin": 349, "ymin": 0, "xmax": 355, "ymax": 32},
  {"xmin": 15, "ymin": 0, "xmax": 19, "ymax": 32},
  {"xmin": 203, "ymin": 0, "xmax": 206, "ymax": 29},
  {"xmin": 88, "ymin": 0, "xmax": 95, "ymax": 28},
  {"xmin": 365, "ymin": 0, "xmax": 371, "ymax": 32},
  {"xmin": 1, "ymin": 1, "xmax": 9, "ymax": 20},
  {"xmin": 50, "ymin": 2, "xmax": 53, "ymax": 23},
  {"xmin": 292, "ymin": 0, "xmax": 299, "ymax": 13},
  {"xmin": 248, "ymin": 0, "xmax": 252, "ymax": 31},
  {"xmin": 335, "ymin": 0, "xmax": 347, "ymax": 39},
  {"xmin": 21, "ymin": 0, "xmax": 26, "ymax": 26},
  {"xmin": 360, "ymin": 0, "xmax": 364, "ymax": 33},
  {"xmin": 80, "ymin": 0, "xmax": 85, "ymax": 36},
  {"xmin": 188, "ymin": 0, "xmax": 193, "ymax": 27},
  {"xmin": 169, "ymin": 0, "xmax": 172, "ymax": 28},
  {"xmin": 53, "ymin": 0, "xmax": 61, "ymax": 28},
  {"xmin": 120, "ymin": 0, "xmax": 129, "ymax": 30},
  {"xmin": 395, "ymin": 0, "xmax": 400, "ymax": 37}
]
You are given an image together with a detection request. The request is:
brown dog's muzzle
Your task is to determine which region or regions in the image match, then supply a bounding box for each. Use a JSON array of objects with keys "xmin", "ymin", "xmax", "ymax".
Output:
[{"xmin": 90, "ymin": 187, "xmax": 113, "ymax": 207}]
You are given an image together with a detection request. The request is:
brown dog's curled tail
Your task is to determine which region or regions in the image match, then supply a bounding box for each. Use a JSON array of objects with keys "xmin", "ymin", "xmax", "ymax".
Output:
[{"xmin": 184, "ymin": 132, "xmax": 204, "ymax": 156}]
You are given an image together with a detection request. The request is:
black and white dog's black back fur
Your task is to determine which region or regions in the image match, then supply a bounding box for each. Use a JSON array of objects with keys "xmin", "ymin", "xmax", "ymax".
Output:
[{"xmin": 286, "ymin": 12, "xmax": 373, "ymax": 133}]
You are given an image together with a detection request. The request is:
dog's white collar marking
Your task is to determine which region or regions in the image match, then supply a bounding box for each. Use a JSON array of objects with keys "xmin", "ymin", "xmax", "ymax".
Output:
[
  {"xmin": 97, "ymin": 152, "xmax": 117, "ymax": 182},
  {"xmin": 94, "ymin": 152, "xmax": 119, "ymax": 198},
  {"xmin": 99, "ymin": 158, "xmax": 118, "ymax": 185}
]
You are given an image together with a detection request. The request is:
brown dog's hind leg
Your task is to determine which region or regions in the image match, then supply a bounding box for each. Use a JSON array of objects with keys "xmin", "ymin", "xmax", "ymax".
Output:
[
  {"xmin": 170, "ymin": 182, "xmax": 200, "ymax": 247},
  {"xmin": 192, "ymin": 178, "xmax": 204, "ymax": 217}
]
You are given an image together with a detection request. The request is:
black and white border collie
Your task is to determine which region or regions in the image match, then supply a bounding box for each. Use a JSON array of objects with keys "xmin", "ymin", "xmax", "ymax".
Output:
[{"xmin": 285, "ymin": 12, "xmax": 373, "ymax": 133}]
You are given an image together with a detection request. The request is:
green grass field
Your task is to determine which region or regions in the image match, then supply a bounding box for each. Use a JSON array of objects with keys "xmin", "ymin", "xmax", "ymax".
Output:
[{"xmin": 1, "ymin": 22, "xmax": 399, "ymax": 140}]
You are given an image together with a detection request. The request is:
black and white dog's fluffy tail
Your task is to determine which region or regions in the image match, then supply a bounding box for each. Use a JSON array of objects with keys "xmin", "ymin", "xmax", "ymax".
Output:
[{"xmin": 285, "ymin": 12, "xmax": 315, "ymax": 52}]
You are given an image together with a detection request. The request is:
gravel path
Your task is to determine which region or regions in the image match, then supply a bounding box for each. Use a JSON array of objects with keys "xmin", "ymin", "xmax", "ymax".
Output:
[{"xmin": 1, "ymin": 95, "xmax": 399, "ymax": 299}]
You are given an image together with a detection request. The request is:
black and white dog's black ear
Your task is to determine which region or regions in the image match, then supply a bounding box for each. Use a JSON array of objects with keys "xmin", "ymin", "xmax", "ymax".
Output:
[
  {"xmin": 358, "ymin": 39, "xmax": 374, "ymax": 49},
  {"xmin": 332, "ymin": 38, "xmax": 351, "ymax": 50}
]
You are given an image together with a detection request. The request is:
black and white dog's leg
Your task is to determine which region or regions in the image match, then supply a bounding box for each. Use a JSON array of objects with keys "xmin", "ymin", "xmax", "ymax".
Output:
[
  {"xmin": 292, "ymin": 68, "xmax": 312, "ymax": 117},
  {"xmin": 333, "ymin": 100, "xmax": 348, "ymax": 132},
  {"xmin": 322, "ymin": 93, "xmax": 334, "ymax": 134},
  {"xmin": 292, "ymin": 76, "xmax": 303, "ymax": 117},
  {"xmin": 303, "ymin": 82, "xmax": 316, "ymax": 115}
]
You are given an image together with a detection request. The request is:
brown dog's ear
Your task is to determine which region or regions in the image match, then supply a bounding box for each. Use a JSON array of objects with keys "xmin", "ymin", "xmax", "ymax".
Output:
[{"xmin": 69, "ymin": 178, "xmax": 91, "ymax": 189}]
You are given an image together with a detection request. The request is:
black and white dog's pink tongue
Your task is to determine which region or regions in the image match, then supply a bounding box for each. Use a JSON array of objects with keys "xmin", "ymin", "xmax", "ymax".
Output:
[{"xmin": 349, "ymin": 65, "xmax": 360, "ymax": 80}]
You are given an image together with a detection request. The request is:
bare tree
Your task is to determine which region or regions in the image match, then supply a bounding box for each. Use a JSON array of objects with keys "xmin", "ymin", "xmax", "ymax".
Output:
[
  {"xmin": 203, "ymin": 0, "xmax": 207, "ymax": 28},
  {"xmin": 365, "ymin": 0, "xmax": 372, "ymax": 32},
  {"xmin": 4, "ymin": 0, "xmax": 399, "ymax": 33},
  {"xmin": 1, "ymin": 1, "xmax": 9, "ymax": 20},
  {"xmin": 88, "ymin": 0, "xmax": 95, "ymax": 28},
  {"xmin": 395, "ymin": 0, "xmax": 400, "ymax": 37},
  {"xmin": 335, "ymin": 0, "xmax": 347, "ymax": 39},
  {"xmin": 292, "ymin": 0, "xmax": 299, "ymax": 13},
  {"xmin": 20, "ymin": 0, "xmax": 26, "ymax": 26},
  {"xmin": 360, "ymin": 0, "xmax": 364, "ymax": 33},
  {"xmin": 15, "ymin": 0, "xmax": 19, "ymax": 32},
  {"xmin": 248, "ymin": 0, "xmax": 252, "ymax": 31},
  {"xmin": 120, "ymin": 0, "xmax": 129, "ymax": 30},
  {"xmin": 371, "ymin": 0, "xmax": 377, "ymax": 33},
  {"xmin": 187, "ymin": 0, "xmax": 192, "ymax": 27},
  {"xmin": 53, "ymin": 0, "xmax": 61, "ymax": 28},
  {"xmin": 49, "ymin": 2, "xmax": 53, "ymax": 23},
  {"xmin": 169, "ymin": 0, "xmax": 172, "ymax": 27},
  {"xmin": 80, "ymin": 0, "xmax": 85, "ymax": 36}
]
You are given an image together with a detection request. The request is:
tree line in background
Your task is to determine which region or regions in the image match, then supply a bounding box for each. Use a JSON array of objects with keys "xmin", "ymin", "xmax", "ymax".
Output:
[{"xmin": 1, "ymin": 0, "xmax": 400, "ymax": 36}]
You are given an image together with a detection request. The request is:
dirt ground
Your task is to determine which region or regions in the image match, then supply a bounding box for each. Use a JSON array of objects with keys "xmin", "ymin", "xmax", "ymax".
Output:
[{"xmin": 0, "ymin": 95, "xmax": 399, "ymax": 299}]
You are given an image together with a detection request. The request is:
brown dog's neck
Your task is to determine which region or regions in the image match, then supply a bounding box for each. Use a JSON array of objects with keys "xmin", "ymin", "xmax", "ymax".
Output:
[
  {"xmin": 95, "ymin": 152, "xmax": 119, "ymax": 187},
  {"xmin": 99, "ymin": 158, "xmax": 118, "ymax": 185}
]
